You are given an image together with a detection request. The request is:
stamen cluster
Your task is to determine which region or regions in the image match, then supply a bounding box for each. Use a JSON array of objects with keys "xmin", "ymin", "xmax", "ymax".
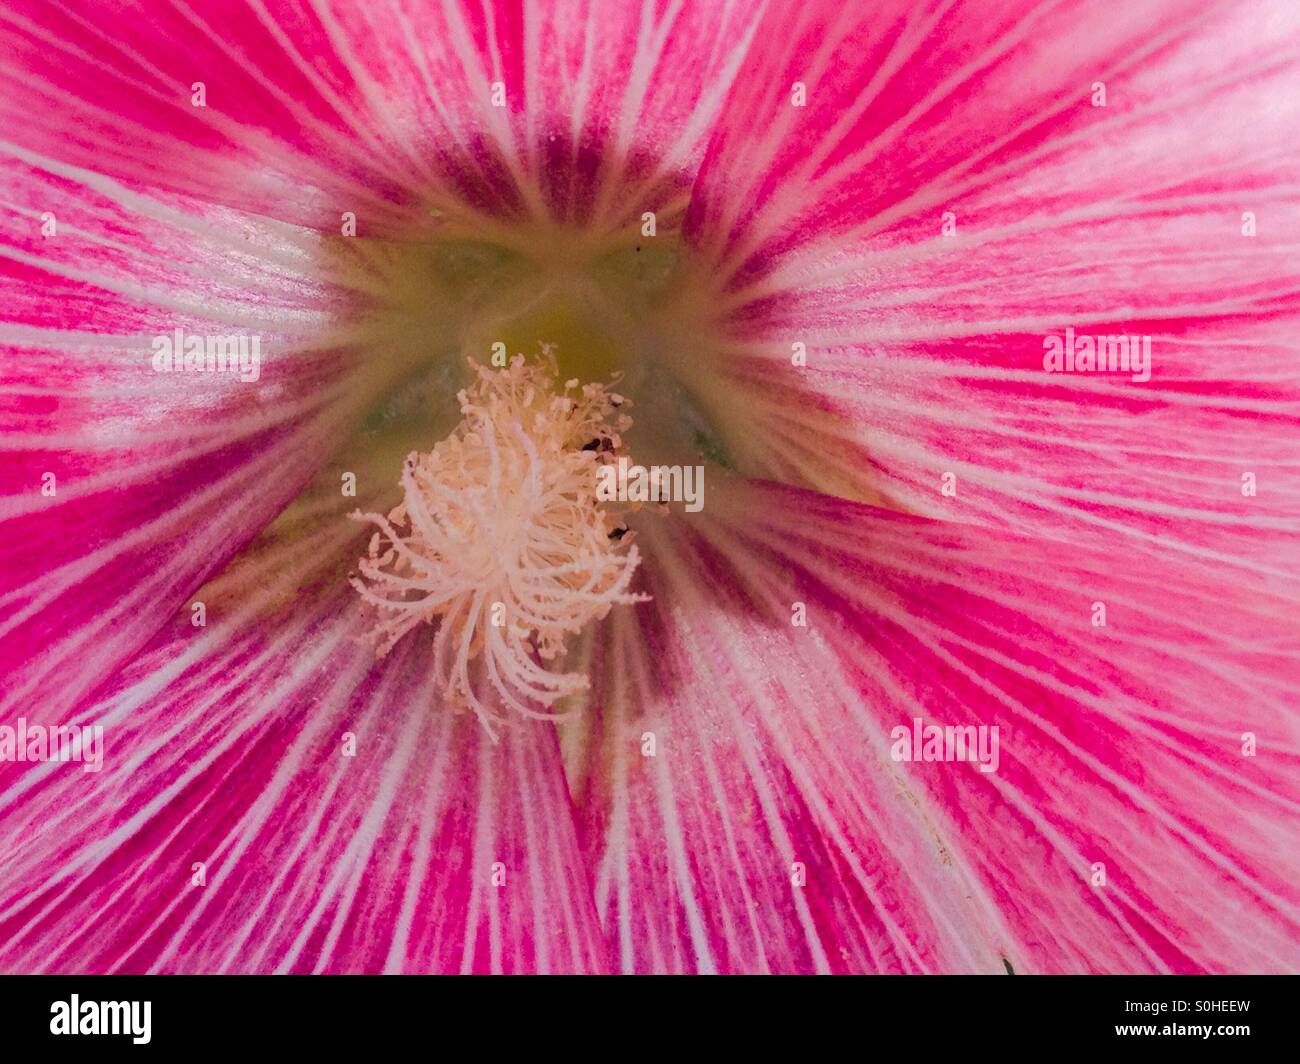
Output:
[{"xmin": 351, "ymin": 354, "xmax": 645, "ymax": 735}]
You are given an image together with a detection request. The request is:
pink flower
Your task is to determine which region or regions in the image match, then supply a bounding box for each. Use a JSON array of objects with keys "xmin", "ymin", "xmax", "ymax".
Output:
[{"xmin": 1, "ymin": 0, "xmax": 1297, "ymax": 974}]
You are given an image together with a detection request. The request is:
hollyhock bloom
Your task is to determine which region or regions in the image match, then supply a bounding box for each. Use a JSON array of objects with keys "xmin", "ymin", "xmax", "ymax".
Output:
[{"xmin": 0, "ymin": 0, "xmax": 1297, "ymax": 975}]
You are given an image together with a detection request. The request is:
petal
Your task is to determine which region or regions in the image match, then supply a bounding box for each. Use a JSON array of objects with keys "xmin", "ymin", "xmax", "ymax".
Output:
[
  {"xmin": 565, "ymin": 486, "xmax": 1012, "ymax": 973},
  {"xmin": 517, "ymin": 0, "xmax": 771, "ymax": 222},
  {"xmin": 0, "ymin": 529, "xmax": 607, "ymax": 973},
  {"xmin": 0, "ymin": 0, "xmax": 421, "ymax": 226},
  {"xmin": 0, "ymin": 0, "xmax": 769, "ymax": 228},
  {"xmin": 0, "ymin": 148, "xmax": 359, "ymax": 724},
  {"xmin": 680, "ymin": 0, "xmax": 1300, "ymax": 578},
  {"xmin": 618, "ymin": 479, "xmax": 1297, "ymax": 973}
]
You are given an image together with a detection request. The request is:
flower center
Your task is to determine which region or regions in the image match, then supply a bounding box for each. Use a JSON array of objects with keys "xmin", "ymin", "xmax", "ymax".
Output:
[
  {"xmin": 324, "ymin": 210, "xmax": 730, "ymax": 465},
  {"xmin": 227, "ymin": 203, "xmax": 742, "ymax": 726},
  {"xmin": 349, "ymin": 354, "xmax": 646, "ymax": 737}
]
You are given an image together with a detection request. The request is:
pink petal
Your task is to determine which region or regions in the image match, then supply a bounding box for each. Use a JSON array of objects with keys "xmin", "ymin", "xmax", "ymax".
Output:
[
  {"xmin": 1, "ymin": 0, "xmax": 412, "ymax": 226},
  {"xmin": 593, "ymin": 479, "xmax": 1296, "ymax": 973},
  {"xmin": 0, "ymin": 150, "xmax": 356, "ymax": 725},
  {"xmin": 683, "ymin": 0, "xmax": 1300, "ymax": 577},
  {"xmin": 568, "ymin": 499, "xmax": 1009, "ymax": 973},
  {"xmin": 0, "ymin": 533, "xmax": 606, "ymax": 973},
  {"xmin": 0, "ymin": 0, "xmax": 768, "ymax": 228}
]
